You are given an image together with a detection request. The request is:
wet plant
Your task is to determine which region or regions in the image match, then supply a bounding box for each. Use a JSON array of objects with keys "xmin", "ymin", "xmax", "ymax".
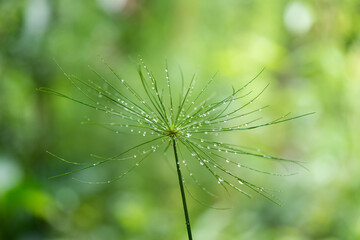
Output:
[{"xmin": 39, "ymin": 59, "xmax": 313, "ymax": 239}]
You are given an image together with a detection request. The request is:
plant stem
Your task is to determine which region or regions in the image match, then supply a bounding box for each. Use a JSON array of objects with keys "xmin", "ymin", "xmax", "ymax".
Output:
[{"xmin": 172, "ymin": 138, "xmax": 193, "ymax": 240}]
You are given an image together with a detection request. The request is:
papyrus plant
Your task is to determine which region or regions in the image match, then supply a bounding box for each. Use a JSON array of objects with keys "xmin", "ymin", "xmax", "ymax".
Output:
[{"xmin": 40, "ymin": 59, "xmax": 312, "ymax": 239}]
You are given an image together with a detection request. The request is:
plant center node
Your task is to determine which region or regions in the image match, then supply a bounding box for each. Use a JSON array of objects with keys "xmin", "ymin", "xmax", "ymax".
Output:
[{"xmin": 166, "ymin": 126, "xmax": 180, "ymax": 137}]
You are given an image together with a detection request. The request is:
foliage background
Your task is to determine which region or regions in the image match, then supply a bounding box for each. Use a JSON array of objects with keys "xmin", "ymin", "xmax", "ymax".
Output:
[{"xmin": 1, "ymin": 0, "xmax": 359, "ymax": 239}]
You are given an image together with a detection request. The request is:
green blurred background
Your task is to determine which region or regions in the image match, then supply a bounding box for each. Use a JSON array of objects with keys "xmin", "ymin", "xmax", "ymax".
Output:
[{"xmin": 1, "ymin": 0, "xmax": 359, "ymax": 239}]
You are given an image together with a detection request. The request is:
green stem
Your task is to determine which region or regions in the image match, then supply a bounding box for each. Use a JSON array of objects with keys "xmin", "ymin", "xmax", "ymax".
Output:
[{"xmin": 172, "ymin": 138, "xmax": 193, "ymax": 240}]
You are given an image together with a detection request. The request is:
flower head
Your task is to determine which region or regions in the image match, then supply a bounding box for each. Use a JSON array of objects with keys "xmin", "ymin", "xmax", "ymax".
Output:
[{"xmin": 40, "ymin": 59, "xmax": 313, "ymax": 204}]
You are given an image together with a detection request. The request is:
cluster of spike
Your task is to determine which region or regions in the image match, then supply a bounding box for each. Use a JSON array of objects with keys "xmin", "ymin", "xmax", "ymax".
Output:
[{"xmin": 40, "ymin": 58, "xmax": 313, "ymax": 205}]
